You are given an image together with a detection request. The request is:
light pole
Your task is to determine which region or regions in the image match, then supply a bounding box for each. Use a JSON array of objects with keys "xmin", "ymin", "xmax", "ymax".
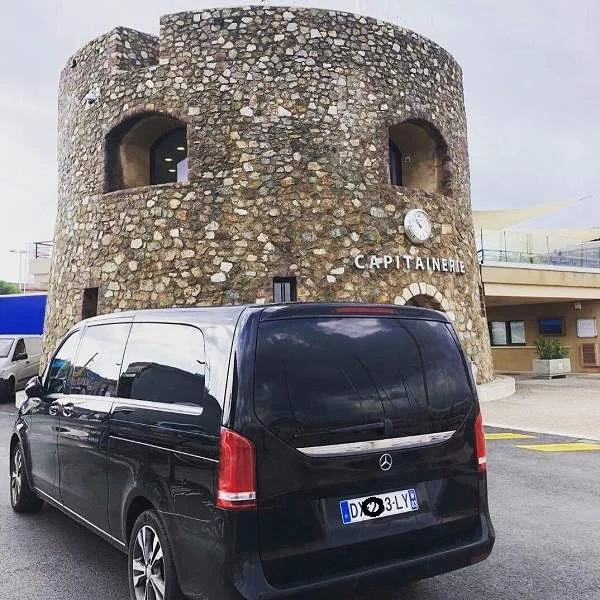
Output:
[{"xmin": 9, "ymin": 249, "xmax": 28, "ymax": 293}]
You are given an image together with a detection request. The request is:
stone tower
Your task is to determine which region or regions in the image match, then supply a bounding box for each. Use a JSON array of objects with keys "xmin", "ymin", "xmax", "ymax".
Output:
[{"xmin": 48, "ymin": 6, "xmax": 493, "ymax": 382}]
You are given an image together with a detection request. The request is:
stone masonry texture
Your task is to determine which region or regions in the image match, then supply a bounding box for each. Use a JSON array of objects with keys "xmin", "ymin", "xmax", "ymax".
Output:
[{"xmin": 47, "ymin": 6, "xmax": 494, "ymax": 382}]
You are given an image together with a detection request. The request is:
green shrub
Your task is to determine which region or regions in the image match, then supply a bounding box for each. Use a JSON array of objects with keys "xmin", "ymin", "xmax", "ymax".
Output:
[
  {"xmin": 535, "ymin": 337, "xmax": 569, "ymax": 360},
  {"xmin": 0, "ymin": 280, "xmax": 19, "ymax": 294}
]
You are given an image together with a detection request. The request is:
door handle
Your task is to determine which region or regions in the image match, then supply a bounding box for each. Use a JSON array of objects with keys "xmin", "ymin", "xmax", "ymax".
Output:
[
  {"xmin": 62, "ymin": 403, "xmax": 74, "ymax": 418},
  {"xmin": 49, "ymin": 402, "xmax": 61, "ymax": 416}
]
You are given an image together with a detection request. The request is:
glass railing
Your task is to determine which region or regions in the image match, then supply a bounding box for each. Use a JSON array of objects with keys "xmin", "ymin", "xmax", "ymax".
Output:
[{"xmin": 477, "ymin": 248, "xmax": 600, "ymax": 270}]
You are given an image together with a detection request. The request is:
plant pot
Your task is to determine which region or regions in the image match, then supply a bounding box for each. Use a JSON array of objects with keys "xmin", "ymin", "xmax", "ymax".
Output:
[{"xmin": 532, "ymin": 358, "xmax": 571, "ymax": 379}]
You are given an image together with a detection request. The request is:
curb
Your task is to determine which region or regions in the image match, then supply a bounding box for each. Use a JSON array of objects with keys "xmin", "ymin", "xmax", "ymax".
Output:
[
  {"xmin": 476, "ymin": 375, "xmax": 516, "ymax": 403},
  {"xmin": 483, "ymin": 421, "xmax": 600, "ymax": 443}
]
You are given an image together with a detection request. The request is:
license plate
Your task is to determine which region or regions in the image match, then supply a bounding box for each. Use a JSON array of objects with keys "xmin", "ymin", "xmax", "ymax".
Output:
[{"xmin": 340, "ymin": 488, "xmax": 419, "ymax": 525}]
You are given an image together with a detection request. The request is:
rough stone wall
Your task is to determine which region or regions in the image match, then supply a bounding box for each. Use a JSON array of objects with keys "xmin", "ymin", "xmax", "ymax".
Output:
[{"xmin": 48, "ymin": 6, "xmax": 494, "ymax": 382}]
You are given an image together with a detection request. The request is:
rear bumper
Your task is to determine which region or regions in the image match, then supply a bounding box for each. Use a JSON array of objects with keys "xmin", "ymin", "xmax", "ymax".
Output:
[
  {"xmin": 173, "ymin": 511, "xmax": 494, "ymax": 600},
  {"xmin": 241, "ymin": 513, "xmax": 494, "ymax": 599}
]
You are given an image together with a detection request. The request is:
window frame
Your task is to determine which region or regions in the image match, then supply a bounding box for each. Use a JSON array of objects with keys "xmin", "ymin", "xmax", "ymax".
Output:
[
  {"xmin": 273, "ymin": 277, "xmax": 298, "ymax": 303},
  {"xmin": 489, "ymin": 320, "xmax": 526, "ymax": 347},
  {"xmin": 70, "ymin": 322, "xmax": 132, "ymax": 398},
  {"xmin": 43, "ymin": 330, "xmax": 82, "ymax": 395},
  {"xmin": 117, "ymin": 321, "xmax": 207, "ymax": 407},
  {"xmin": 13, "ymin": 338, "xmax": 26, "ymax": 361},
  {"xmin": 149, "ymin": 126, "xmax": 188, "ymax": 186}
]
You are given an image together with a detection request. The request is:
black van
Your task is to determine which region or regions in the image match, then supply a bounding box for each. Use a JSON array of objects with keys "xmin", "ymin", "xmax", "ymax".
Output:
[{"xmin": 10, "ymin": 303, "xmax": 494, "ymax": 600}]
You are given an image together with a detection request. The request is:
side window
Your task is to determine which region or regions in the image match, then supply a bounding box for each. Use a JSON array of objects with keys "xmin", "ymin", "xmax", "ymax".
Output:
[
  {"xmin": 46, "ymin": 332, "xmax": 81, "ymax": 395},
  {"xmin": 13, "ymin": 339, "xmax": 26, "ymax": 360},
  {"xmin": 70, "ymin": 324, "xmax": 130, "ymax": 397},
  {"xmin": 119, "ymin": 323, "xmax": 206, "ymax": 408}
]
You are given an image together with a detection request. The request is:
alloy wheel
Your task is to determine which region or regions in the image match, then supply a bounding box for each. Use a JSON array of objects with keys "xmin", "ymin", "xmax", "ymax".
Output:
[
  {"xmin": 10, "ymin": 447, "xmax": 23, "ymax": 505},
  {"xmin": 132, "ymin": 525, "xmax": 166, "ymax": 600}
]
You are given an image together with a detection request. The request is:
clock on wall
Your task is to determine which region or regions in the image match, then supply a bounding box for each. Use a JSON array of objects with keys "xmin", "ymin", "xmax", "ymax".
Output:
[{"xmin": 404, "ymin": 209, "xmax": 432, "ymax": 244}]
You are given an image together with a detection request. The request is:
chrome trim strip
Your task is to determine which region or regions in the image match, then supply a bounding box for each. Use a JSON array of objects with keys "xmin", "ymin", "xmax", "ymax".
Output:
[
  {"xmin": 33, "ymin": 487, "xmax": 126, "ymax": 548},
  {"xmin": 110, "ymin": 435, "xmax": 218, "ymax": 463},
  {"xmin": 298, "ymin": 430, "xmax": 456, "ymax": 457},
  {"xmin": 111, "ymin": 398, "xmax": 205, "ymax": 416}
]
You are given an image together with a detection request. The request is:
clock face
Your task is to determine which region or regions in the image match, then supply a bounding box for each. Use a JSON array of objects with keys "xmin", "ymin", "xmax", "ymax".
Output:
[{"xmin": 404, "ymin": 209, "xmax": 432, "ymax": 244}]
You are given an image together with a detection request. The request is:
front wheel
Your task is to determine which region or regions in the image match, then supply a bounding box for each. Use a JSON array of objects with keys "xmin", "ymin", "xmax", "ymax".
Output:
[
  {"xmin": 10, "ymin": 442, "xmax": 43, "ymax": 513},
  {"xmin": 128, "ymin": 509, "xmax": 184, "ymax": 600}
]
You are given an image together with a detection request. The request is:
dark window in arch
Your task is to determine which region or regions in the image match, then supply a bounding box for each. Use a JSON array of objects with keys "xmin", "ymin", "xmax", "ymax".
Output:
[
  {"xmin": 105, "ymin": 113, "xmax": 188, "ymax": 192},
  {"xmin": 389, "ymin": 139, "xmax": 403, "ymax": 186},
  {"xmin": 388, "ymin": 120, "xmax": 449, "ymax": 195},
  {"xmin": 151, "ymin": 127, "xmax": 188, "ymax": 185},
  {"xmin": 273, "ymin": 277, "xmax": 297, "ymax": 303}
]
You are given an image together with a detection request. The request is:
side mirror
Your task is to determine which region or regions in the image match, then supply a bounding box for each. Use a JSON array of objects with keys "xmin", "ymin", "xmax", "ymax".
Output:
[
  {"xmin": 14, "ymin": 352, "xmax": 28, "ymax": 362},
  {"xmin": 25, "ymin": 376, "xmax": 43, "ymax": 399}
]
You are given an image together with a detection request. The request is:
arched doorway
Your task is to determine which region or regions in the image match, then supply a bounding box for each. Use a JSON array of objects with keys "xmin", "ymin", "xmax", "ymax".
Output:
[{"xmin": 405, "ymin": 294, "xmax": 443, "ymax": 311}]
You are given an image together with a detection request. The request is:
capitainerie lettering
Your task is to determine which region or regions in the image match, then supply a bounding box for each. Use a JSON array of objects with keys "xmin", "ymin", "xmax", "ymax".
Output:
[{"xmin": 353, "ymin": 254, "xmax": 466, "ymax": 274}]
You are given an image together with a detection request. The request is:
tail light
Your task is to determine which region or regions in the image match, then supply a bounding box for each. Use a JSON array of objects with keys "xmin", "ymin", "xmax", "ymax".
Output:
[
  {"xmin": 475, "ymin": 412, "xmax": 487, "ymax": 472},
  {"xmin": 216, "ymin": 427, "xmax": 257, "ymax": 510}
]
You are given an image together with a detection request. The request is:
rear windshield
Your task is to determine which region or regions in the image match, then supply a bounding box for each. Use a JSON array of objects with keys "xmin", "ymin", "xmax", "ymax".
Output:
[
  {"xmin": 0, "ymin": 338, "xmax": 14, "ymax": 358},
  {"xmin": 253, "ymin": 317, "xmax": 474, "ymax": 448}
]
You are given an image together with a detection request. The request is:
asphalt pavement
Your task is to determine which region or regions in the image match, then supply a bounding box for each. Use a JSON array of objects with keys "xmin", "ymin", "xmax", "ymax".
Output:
[{"xmin": 0, "ymin": 404, "xmax": 598, "ymax": 600}]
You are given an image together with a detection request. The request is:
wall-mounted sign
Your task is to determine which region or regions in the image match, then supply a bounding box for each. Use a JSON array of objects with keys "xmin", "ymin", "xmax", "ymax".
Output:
[
  {"xmin": 354, "ymin": 254, "xmax": 466, "ymax": 274},
  {"xmin": 577, "ymin": 318, "xmax": 597, "ymax": 338},
  {"xmin": 404, "ymin": 209, "xmax": 432, "ymax": 244}
]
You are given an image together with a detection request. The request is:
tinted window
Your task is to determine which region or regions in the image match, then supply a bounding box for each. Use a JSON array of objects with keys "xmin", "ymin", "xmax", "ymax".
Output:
[
  {"xmin": 46, "ymin": 332, "xmax": 81, "ymax": 394},
  {"xmin": 119, "ymin": 323, "xmax": 206, "ymax": 408},
  {"xmin": 254, "ymin": 317, "xmax": 473, "ymax": 448},
  {"xmin": 401, "ymin": 319, "xmax": 474, "ymax": 431},
  {"xmin": 70, "ymin": 324, "xmax": 130, "ymax": 397},
  {"xmin": 13, "ymin": 338, "xmax": 26, "ymax": 358},
  {"xmin": 0, "ymin": 338, "xmax": 14, "ymax": 358}
]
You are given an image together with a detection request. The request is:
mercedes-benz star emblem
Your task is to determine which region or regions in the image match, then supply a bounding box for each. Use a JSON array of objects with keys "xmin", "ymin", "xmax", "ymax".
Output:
[{"xmin": 379, "ymin": 453, "xmax": 392, "ymax": 471}]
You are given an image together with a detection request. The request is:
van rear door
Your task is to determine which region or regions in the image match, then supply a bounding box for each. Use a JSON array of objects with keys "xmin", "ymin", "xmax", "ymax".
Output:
[{"xmin": 249, "ymin": 312, "xmax": 484, "ymax": 588}]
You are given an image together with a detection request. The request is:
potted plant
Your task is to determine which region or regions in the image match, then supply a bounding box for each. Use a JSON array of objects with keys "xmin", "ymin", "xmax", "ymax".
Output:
[{"xmin": 533, "ymin": 338, "xmax": 571, "ymax": 378}]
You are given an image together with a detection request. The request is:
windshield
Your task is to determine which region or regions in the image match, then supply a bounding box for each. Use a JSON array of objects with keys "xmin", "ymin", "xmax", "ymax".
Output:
[
  {"xmin": 0, "ymin": 338, "xmax": 15, "ymax": 358},
  {"xmin": 253, "ymin": 317, "xmax": 473, "ymax": 448}
]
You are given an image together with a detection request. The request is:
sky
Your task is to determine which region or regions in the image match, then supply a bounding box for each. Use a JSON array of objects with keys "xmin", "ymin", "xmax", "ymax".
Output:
[{"xmin": 0, "ymin": 0, "xmax": 598, "ymax": 282}]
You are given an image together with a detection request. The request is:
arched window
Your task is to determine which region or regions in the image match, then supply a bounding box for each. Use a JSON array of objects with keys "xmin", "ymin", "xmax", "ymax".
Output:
[
  {"xmin": 105, "ymin": 113, "xmax": 188, "ymax": 192},
  {"xmin": 388, "ymin": 120, "xmax": 448, "ymax": 194}
]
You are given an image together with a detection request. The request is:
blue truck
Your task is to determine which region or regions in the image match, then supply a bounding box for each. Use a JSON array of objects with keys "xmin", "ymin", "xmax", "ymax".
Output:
[{"xmin": 0, "ymin": 293, "xmax": 47, "ymax": 335}]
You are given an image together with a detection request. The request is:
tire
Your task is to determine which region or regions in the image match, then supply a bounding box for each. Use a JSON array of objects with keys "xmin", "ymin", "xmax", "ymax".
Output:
[
  {"xmin": 10, "ymin": 442, "xmax": 43, "ymax": 513},
  {"xmin": 128, "ymin": 509, "xmax": 184, "ymax": 600}
]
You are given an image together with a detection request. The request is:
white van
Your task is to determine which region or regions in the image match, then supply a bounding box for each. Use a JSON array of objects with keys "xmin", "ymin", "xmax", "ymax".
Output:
[{"xmin": 0, "ymin": 336, "xmax": 42, "ymax": 402}]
